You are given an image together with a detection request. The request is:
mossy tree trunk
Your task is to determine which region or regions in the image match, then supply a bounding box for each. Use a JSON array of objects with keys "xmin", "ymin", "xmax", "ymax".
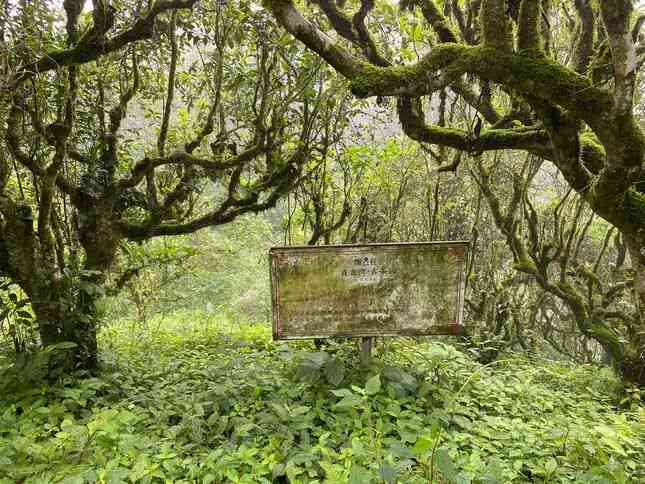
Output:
[
  {"xmin": 31, "ymin": 288, "xmax": 99, "ymax": 374},
  {"xmin": 0, "ymin": 195, "xmax": 117, "ymax": 373},
  {"xmin": 622, "ymin": 233, "xmax": 645, "ymax": 385}
]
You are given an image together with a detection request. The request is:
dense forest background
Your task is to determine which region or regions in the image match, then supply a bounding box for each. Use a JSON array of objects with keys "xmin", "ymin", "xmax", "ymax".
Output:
[{"xmin": 1, "ymin": 0, "xmax": 645, "ymax": 482}]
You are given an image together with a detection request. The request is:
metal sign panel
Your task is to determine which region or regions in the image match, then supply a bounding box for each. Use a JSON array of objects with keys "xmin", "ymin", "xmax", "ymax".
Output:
[{"xmin": 270, "ymin": 241, "xmax": 469, "ymax": 340}]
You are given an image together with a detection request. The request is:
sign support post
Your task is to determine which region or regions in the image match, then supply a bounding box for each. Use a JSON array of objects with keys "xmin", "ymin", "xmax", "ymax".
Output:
[{"xmin": 360, "ymin": 337, "xmax": 373, "ymax": 366}]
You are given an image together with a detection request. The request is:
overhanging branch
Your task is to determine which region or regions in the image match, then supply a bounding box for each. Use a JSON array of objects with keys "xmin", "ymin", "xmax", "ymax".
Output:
[
  {"xmin": 12, "ymin": 0, "xmax": 200, "ymax": 86},
  {"xmin": 398, "ymin": 97, "xmax": 551, "ymax": 156}
]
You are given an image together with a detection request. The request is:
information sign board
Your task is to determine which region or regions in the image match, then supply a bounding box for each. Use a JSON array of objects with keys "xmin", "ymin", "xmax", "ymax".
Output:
[{"xmin": 269, "ymin": 241, "xmax": 469, "ymax": 340}]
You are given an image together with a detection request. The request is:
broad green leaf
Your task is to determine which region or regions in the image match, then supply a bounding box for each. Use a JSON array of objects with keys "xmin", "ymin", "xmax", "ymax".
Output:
[
  {"xmin": 330, "ymin": 388, "xmax": 354, "ymax": 398},
  {"xmin": 379, "ymin": 463, "xmax": 399, "ymax": 483},
  {"xmin": 269, "ymin": 403, "xmax": 289, "ymax": 421},
  {"xmin": 365, "ymin": 375, "xmax": 381, "ymax": 395},
  {"xmin": 412, "ymin": 436, "xmax": 434, "ymax": 456},
  {"xmin": 349, "ymin": 465, "xmax": 371, "ymax": 484},
  {"xmin": 335, "ymin": 394, "xmax": 363, "ymax": 409},
  {"xmin": 544, "ymin": 457, "xmax": 558, "ymax": 475},
  {"xmin": 319, "ymin": 461, "xmax": 345, "ymax": 481},
  {"xmin": 388, "ymin": 443, "xmax": 415, "ymax": 459},
  {"xmin": 291, "ymin": 405, "xmax": 310, "ymax": 417},
  {"xmin": 324, "ymin": 357, "xmax": 345, "ymax": 386},
  {"xmin": 435, "ymin": 448, "xmax": 458, "ymax": 483}
]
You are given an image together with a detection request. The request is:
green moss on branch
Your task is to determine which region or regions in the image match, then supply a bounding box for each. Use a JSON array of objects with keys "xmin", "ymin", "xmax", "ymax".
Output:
[
  {"xmin": 517, "ymin": 0, "xmax": 542, "ymax": 53},
  {"xmin": 625, "ymin": 188, "xmax": 645, "ymax": 225},
  {"xmin": 350, "ymin": 44, "xmax": 462, "ymax": 98},
  {"xmin": 349, "ymin": 44, "xmax": 613, "ymax": 139},
  {"xmin": 580, "ymin": 132, "xmax": 606, "ymax": 174},
  {"xmin": 480, "ymin": 0, "xmax": 513, "ymax": 51}
]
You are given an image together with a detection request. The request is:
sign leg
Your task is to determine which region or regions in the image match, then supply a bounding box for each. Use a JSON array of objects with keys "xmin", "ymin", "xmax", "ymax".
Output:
[{"xmin": 360, "ymin": 337, "xmax": 373, "ymax": 366}]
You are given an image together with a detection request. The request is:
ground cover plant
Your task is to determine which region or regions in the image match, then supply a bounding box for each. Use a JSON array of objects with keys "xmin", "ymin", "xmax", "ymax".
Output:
[{"xmin": 1, "ymin": 312, "xmax": 643, "ymax": 483}]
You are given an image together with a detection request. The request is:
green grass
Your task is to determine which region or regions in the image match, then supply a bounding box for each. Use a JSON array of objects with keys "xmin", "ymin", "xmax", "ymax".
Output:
[{"xmin": 1, "ymin": 311, "xmax": 644, "ymax": 483}]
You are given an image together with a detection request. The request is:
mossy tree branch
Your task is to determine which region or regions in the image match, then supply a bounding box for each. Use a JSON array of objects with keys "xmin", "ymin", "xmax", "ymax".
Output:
[
  {"xmin": 573, "ymin": 0, "xmax": 594, "ymax": 74},
  {"xmin": 397, "ymin": 98, "xmax": 550, "ymax": 156},
  {"xmin": 480, "ymin": 0, "xmax": 513, "ymax": 51},
  {"xmin": 267, "ymin": 0, "xmax": 644, "ymax": 224},
  {"xmin": 470, "ymin": 155, "xmax": 629, "ymax": 362},
  {"xmin": 11, "ymin": 0, "xmax": 200, "ymax": 86},
  {"xmin": 517, "ymin": 0, "xmax": 542, "ymax": 53}
]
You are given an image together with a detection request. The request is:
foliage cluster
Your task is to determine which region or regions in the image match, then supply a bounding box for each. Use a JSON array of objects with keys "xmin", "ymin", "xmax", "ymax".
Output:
[
  {"xmin": 284, "ymin": 133, "xmax": 631, "ymax": 367},
  {"xmin": 1, "ymin": 314, "xmax": 643, "ymax": 483},
  {"xmin": 105, "ymin": 214, "xmax": 278, "ymax": 325}
]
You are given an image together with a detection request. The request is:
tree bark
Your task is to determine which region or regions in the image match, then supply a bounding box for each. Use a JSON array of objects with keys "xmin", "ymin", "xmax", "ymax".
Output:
[
  {"xmin": 33, "ymin": 296, "xmax": 98, "ymax": 374},
  {"xmin": 621, "ymin": 231, "xmax": 645, "ymax": 385}
]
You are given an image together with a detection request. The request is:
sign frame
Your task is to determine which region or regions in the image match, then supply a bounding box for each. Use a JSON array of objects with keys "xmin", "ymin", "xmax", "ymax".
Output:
[{"xmin": 269, "ymin": 241, "xmax": 469, "ymax": 340}]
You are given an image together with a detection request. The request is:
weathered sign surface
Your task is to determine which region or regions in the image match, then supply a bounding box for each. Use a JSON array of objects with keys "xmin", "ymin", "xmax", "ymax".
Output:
[{"xmin": 270, "ymin": 241, "xmax": 469, "ymax": 340}]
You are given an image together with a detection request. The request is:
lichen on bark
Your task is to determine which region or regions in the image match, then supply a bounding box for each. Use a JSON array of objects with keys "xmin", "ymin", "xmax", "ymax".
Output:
[
  {"xmin": 517, "ymin": 0, "xmax": 542, "ymax": 53},
  {"xmin": 480, "ymin": 0, "xmax": 513, "ymax": 51}
]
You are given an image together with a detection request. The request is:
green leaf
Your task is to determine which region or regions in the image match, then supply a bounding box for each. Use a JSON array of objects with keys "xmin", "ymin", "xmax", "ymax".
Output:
[
  {"xmin": 272, "ymin": 464, "xmax": 285, "ymax": 479},
  {"xmin": 388, "ymin": 443, "xmax": 415, "ymax": 459},
  {"xmin": 435, "ymin": 448, "xmax": 458, "ymax": 483},
  {"xmin": 291, "ymin": 405, "xmax": 310, "ymax": 417},
  {"xmin": 349, "ymin": 465, "xmax": 371, "ymax": 484},
  {"xmin": 383, "ymin": 365, "xmax": 418, "ymax": 392},
  {"xmin": 330, "ymin": 388, "xmax": 354, "ymax": 398},
  {"xmin": 412, "ymin": 436, "xmax": 434, "ymax": 456},
  {"xmin": 269, "ymin": 403, "xmax": 289, "ymax": 421},
  {"xmin": 324, "ymin": 357, "xmax": 345, "ymax": 386},
  {"xmin": 320, "ymin": 461, "xmax": 345, "ymax": 481},
  {"xmin": 303, "ymin": 351, "xmax": 330, "ymax": 370},
  {"xmin": 298, "ymin": 351, "xmax": 331, "ymax": 381},
  {"xmin": 365, "ymin": 374, "xmax": 381, "ymax": 395},
  {"xmin": 335, "ymin": 394, "xmax": 363, "ymax": 409},
  {"xmin": 379, "ymin": 463, "xmax": 399, "ymax": 483},
  {"xmin": 105, "ymin": 466, "xmax": 129, "ymax": 484},
  {"xmin": 60, "ymin": 476, "xmax": 84, "ymax": 484},
  {"xmin": 544, "ymin": 457, "xmax": 558, "ymax": 476}
]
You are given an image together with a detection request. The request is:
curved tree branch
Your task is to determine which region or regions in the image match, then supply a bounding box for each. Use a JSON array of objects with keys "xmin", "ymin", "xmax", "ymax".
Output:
[{"xmin": 11, "ymin": 0, "xmax": 200, "ymax": 86}]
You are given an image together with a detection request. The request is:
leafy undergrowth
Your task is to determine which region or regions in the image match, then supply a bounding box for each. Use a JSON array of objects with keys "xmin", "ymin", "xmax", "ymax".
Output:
[{"xmin": 1, "ymin": 312, "xmax": 644, "ymax": 483}]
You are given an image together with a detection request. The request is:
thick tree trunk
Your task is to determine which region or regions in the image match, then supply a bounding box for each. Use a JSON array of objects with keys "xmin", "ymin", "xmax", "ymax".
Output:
[
  {"xmin": 621, "ymin": 232, "xmax": 645, "ymax": 386},
  {"xmin": 32, "ymin": 287, "xmax": 99, "ymax": 374}
]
